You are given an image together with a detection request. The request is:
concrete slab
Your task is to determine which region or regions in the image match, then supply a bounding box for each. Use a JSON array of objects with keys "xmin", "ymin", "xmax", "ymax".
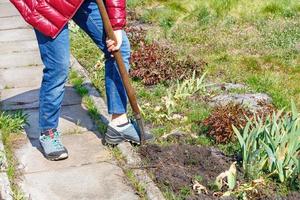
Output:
[
  {"xmin": 0, "ymin": 66, "xmax": 43, "ymax": 88},
  {"xmin": 0, "ymin": 16, "xmax": 29, "ymax": 30},
  {"xmin": 15, "ymin": 133, "xmax": 110, "ymax": 173},
  {"xmin": 0, "ymin": 40, "xmax": 38, "ymax": 54},
  {"xmin": 20, "ymin": 162, "xmax": 139, "ymax": 200},
  {"xmin": 0, "ymin": 2, "xmax": 19, "ymax": 18},
  {"xmin": 23, "ymin": 105, "xmax": 96, "ymax": 139},
  {"xmin": 0, "ymin": 86, "xmax": 82, "ymax": 110},
  {"xmin": 0, "ymin": 51, "xmax": 42, "ymax": 68},
  {"xmin": 0, "ymin": 0, "xmax": 10, "ymax": 3},
  {"xmin": 0, "ymin": 29, "xmax": 36, "ymax": 42}
]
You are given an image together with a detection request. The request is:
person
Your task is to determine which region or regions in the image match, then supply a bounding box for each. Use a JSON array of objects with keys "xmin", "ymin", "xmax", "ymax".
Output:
[{"xmin": 11, "ymin": 0, "xmax": 152, "ymax": 161}]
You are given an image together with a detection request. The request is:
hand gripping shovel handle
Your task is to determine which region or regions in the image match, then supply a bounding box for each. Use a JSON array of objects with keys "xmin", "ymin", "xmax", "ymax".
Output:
[{"xmin": 95, "ymin": 0, "xmax": 146, "ymax": 145}]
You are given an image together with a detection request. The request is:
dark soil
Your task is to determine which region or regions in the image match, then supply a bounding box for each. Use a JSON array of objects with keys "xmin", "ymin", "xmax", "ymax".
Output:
[
  {"xmin": 139, "ymin": 144, "xmax": 236, "ymax": 199},
  {"xmin": 139, "ymin": 144, "xmax": 300, "ymax": 200}
]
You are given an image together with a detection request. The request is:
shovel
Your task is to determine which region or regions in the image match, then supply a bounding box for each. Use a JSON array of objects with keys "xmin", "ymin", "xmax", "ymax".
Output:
[{"xmin": 95, "ymin": 0, "xmax": 146, "ymax": 145}]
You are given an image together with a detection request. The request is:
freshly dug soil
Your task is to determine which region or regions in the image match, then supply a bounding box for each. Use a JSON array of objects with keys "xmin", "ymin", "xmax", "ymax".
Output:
[
  {"xmin": 139, "ymin": 144, "xmax": 300, "ymax": 200},
  {"xmin": 139, "ymin": 144, "xmax": 236, "ymax": 199}
]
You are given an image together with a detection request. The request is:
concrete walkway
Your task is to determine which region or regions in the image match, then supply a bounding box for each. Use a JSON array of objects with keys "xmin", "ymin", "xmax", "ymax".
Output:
[{"xmin": 0, "ymin": 1, "xmax": 139, "ymax": 199}]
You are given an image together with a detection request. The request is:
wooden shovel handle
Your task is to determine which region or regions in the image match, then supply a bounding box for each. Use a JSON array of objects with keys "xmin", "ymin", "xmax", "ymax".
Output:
[{"xmin": 95, "ymin": 0, "xmax": 145, "ymax": 144}]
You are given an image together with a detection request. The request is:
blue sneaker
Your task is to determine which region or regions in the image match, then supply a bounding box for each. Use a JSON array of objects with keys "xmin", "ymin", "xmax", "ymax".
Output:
[{"xmin": 39, "ymin": 129, "xmax": 68, "ymax": 161}]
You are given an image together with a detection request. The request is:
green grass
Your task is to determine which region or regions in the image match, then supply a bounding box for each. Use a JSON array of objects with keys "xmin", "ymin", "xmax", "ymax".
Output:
[
  {"xmin": 0, "ymin": 111, "xmax": 28, "ymax": 199},
  {"xmin": 129, "ymin": 0, "xmax": 300, "ymax": 109},
  {"xmin": 70, "ymin": 28, "xmax": 106, "ymax": 96},
  {"xmin": 68, "ymin": 70, "xmax": 108, "ymax": 135}
]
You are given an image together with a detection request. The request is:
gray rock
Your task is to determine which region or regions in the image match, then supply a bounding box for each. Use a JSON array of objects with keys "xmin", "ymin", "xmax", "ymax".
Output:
[
  {"xmin": 209, "ymin": 93, "xmax": 272, "ymax": 111},
  {"xmin": 206, "ymin": 83, "xmax": 247, "ymax": 92}
]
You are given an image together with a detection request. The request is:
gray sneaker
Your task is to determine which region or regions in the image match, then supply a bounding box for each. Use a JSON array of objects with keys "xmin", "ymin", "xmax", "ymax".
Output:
[
  {"xmin": 105, "ymin": 121, "xmax": 154, "ymax": 145},
  {"xmin": 39, "ymin": 129, "xmax": 68, "ymax": 161}
]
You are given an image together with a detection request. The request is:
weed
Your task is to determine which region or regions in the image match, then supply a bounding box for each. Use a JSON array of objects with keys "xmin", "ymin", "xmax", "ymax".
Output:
[
  {"xmin": 69, "ymin": 70, "xmax": 108, "ymax": 135},
  {"xmin": 0, "ymin": 110, "xmax": 28, "ymax": 200},
  {"xmin": 178, "ymin": 186, "xmax": 191, "ymax": 199},
  {"xmin": 0, "ymin": 111, "xmax": 27, "ymax": 134},
  {"xmin": 124, "ymin": 169, "xmax": 147, "ymax": 199},
  {"xmin": 70, "ymin": 29, "xmax": 106, "ymax": 96}
]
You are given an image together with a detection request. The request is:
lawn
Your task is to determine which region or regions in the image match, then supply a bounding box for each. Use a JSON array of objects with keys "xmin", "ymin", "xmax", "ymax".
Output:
[{"xmin": 128, "ymin": 0, "xmax": 300, "ymax": 109}]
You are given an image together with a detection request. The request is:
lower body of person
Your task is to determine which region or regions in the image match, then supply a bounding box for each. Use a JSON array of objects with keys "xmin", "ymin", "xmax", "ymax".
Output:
[{"xmin": 35, "ymin": 0, "xmax": 149, "ymax": 161}]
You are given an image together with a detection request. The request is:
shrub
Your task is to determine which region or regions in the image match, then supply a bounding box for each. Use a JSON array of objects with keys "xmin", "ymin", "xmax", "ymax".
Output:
[
  {"xmin": 202, "ymin": 102, "xmax": 275, "ymax": 143},
  {"xmin": 233, "ymin": 101, "xmax": 300, "ymax": 182},
  {"xmin": 202, "ymin": 104, "xmax": 252, "ymax": 143},
  {"xmin": 125, "ymin": 26, "xmax": 206, "ymax": 85}
]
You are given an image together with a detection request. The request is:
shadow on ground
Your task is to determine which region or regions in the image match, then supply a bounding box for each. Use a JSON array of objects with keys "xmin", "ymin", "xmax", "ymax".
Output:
[{"xmin": 0, "ymin": 85, "xmax": 109, "ymax": 156}]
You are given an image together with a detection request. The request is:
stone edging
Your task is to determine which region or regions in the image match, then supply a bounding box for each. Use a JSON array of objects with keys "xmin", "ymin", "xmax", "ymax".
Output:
[
  {"xmin": 70, "ymin": 55, "xmax": 166, "ymax": 200},
  {"xmin": 0, "ymin": 133, "xmax": 13, "ymax": 200}
]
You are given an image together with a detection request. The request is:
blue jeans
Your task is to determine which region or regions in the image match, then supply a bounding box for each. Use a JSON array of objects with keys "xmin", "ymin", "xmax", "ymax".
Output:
[{"xmin": 35, "ymin": 0, "xmax": 130, "ymax": 132}]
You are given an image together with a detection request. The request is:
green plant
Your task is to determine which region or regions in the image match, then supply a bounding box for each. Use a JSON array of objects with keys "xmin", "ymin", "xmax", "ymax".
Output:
[
  {"xmin": 140, "ymin": 72, "xmax": 207, "ymax": 126},
  {"xmin": 0, "ymin": 111, "xmax": 28, "ymax": 135},
  {"xmin": 202, "ymin": 104, "xmax": 253, "ymax": 143},
  {"xmin": 127, "ymin": 26, "xmax": 205, "ymax": 86},
  {"xmin": 233, "ymin": 100, "xmax": 300, "ymax": 182},
  {"xmin": 163, "ymin": 71, "xmax": 207, "ymax": 116}
]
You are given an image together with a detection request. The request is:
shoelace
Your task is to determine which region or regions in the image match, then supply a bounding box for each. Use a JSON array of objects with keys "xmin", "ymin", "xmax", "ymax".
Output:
[{"xmin": 51, "ymin": 132, "xmax": 64, "ymax": 149}]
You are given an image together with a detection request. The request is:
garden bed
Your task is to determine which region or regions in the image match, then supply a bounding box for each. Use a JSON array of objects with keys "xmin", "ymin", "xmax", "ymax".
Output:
[
  {"xmin": 140, "ymin": 144, "xmax": 234, "ymax": 199},
  {"xmin": 140, "ymin": 144, "xmax": 300, "ymax": 200}
]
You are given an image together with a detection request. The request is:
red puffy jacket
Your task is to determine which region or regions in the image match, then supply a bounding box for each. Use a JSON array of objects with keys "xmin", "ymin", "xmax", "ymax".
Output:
[{"xmin": 10, "ymin": 0, "xmax": 126, "ymax": 39}]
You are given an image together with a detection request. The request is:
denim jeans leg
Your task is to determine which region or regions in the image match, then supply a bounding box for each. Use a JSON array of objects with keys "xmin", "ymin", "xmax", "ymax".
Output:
[
  {"xmin": 34, "ymin": 25, "xmax": 70, "ymax": 132},
  {"xmin": 72, "ymin": 0, "xmax": 131, "ymax": 114}
]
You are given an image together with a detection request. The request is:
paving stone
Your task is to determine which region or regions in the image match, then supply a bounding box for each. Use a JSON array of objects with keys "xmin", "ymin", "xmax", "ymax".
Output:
[
  {"xmin": 0, "ymin": 66, "xmax": 43, "ymax": 88},
  {"xmin": 0, "ymin": 86, "xmax": 82, "ymax": 110},
  {"xmin": 20, "ymin": 162, "xmax": 138, "ymax": 200},
  {"xmin": 0, "ymin": 16, "xmax": 29, "ymax": 30},
  {"xmin": 0, "ymin": 2, "xmax": 19, "ymax": 18},
  {"xmin": 23, "ymin": 105, "xmax": 96, "ymax": 139},
  {"xmin": 0, "ymin": 0, "xmax": 10, "ymax": 3},
  {"xmin": 0, "ymin": 40, "xmax": 38, "ymax": 54},
  {"xmin": 0, "ymin": 29, "xmax": 36, "ymax": 42},
  {"xmin": 15, "ymin": 132, "xmax": 110, "ymax": 173},
  {"xmin": 0, "ymin": 172, "xmax": 12, "ymax": 200},
  {"xmin": 0, "ymin": 51, "xmax": 42, "ymax": 68}
]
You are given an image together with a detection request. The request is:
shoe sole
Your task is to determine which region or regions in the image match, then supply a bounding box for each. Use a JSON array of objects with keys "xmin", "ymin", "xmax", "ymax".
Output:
[
  {"xmin": 43, "ymin": 152, "xmax": 68, "ymax": 161},
  {"xmin": 105, "ymin": 135, "xmax": 124, "ymax": 145},
  {"xmin": 105, "ymin": 134, "xmax": 141, "ymax": 145}
]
